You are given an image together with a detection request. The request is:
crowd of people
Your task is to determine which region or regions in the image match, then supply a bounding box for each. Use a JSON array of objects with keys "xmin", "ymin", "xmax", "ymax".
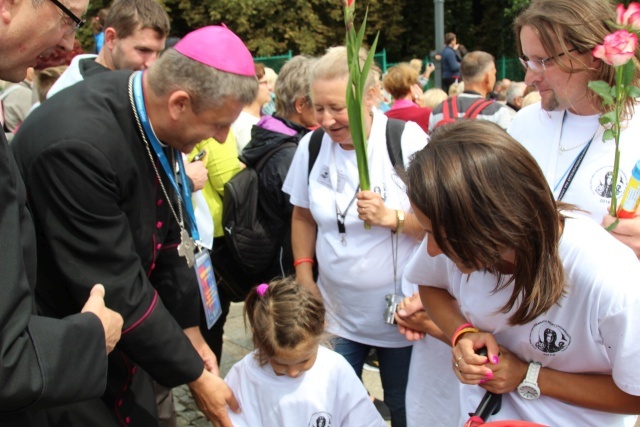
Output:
[{"xmin": 1, "ymin": 0, "xmax": 639, "ymax": 426}]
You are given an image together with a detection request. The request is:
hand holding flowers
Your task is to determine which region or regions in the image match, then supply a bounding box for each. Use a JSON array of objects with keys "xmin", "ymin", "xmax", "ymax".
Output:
[
  {"xmin": 342, "ymin": 0, "xmax": 379, "ymax": 229},
  {"xmin": 589, "ymin": 2, "xmax": 640, "ymax": 220}
]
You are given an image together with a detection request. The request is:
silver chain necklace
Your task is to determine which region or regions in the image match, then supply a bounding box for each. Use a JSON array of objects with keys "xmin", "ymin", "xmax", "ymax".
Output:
[
  {"xmin": 559, "ymin": 141, "xmax": 589, "ymax": 152},
  {"xmin": 128, "ymin": 73, "xmax": 196, "ymax": 267}
]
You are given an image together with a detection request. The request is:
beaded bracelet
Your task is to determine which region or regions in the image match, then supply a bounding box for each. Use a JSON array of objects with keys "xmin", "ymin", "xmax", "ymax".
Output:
[
  {"xmin": 293, "ymin": 258, "xmax": 315, "ymax": 267},
  {"xmin": 451, "ymin": 323, "xmax": 479, "ymax": 347}
]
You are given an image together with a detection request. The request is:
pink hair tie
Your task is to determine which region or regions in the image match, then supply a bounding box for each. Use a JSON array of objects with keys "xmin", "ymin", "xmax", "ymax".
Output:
[{"xmin": 256, "ymin": 283, "xmax": 269, "ymax": 297}]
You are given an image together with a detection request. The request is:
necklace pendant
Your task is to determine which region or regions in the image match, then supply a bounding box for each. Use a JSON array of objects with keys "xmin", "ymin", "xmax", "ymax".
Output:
[
  {"xmin": 341, "ymin": 234, "xmax": 347, "ymax": 246},
  {"xmin": 177, "ymin": 229, "xmax": 196, "ymax": 267}
]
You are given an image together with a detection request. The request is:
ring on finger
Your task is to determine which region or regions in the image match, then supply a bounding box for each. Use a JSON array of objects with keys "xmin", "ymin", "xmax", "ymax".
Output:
[{"xmin": 454, "ymin": 355, "xmax": 464, "ymax": 368}]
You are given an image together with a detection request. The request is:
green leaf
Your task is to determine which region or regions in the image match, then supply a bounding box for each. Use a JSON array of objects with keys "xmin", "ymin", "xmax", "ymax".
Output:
[
  {"xmin": 588, "ymin": 80, "xmax": 614, "ymax": 104},
  {"xmin": 602, "ymin": 128, "xmax": 615, "ymax": 141},
  {"xmin": 622, "ymin": 60, "xmax": 636, "ymax": 87},
  {"xmin": 359, "ymin": 33, "xmax": 380, "ymax": 92},
  {"xmin": 598, "ymin": 111, "xmax": 616, "ymax": 125},
  {"xmin": 627, "ymin": 85, "xmax": 640, "ymax": 98}
]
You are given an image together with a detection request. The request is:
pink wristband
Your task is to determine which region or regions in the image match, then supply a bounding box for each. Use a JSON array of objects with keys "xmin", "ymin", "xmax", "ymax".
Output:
[
  {"xmin": 294, "ymin": 258, "xmax": 315, "ymax": 267},
  {"xmin": 451, "ymin": 322, "xmax": 474, "ymax": 346}
]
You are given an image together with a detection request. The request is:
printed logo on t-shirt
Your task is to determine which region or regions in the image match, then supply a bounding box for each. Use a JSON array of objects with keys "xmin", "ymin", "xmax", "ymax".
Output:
[
  {"xmin": 372, "ymin": 183, "xmax": 388, "ymax": 202},
  {"xmin": 317, "ymin": 165, "xmax": 332, "ymax": 190},
  {"xmin": 590, "ymin": 167, "xmax": 627, "ymax": 205},
  {"xmin": 529, "ymin": 320, "xmax": 571, "ymax": 355},
  {"xmin": 317, "ymin": 165, "xmax": 347, "ymax": 192},
  {"xmin": 308, "ymin": 412, "xmax": 332, "ymax": 427}
]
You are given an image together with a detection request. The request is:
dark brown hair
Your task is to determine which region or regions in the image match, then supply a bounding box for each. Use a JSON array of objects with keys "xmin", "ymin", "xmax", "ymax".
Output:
[
  {"xmin": 105, "ymin": 0, "xmax": 170, "ymax": 40},
  {"xmin": 244, "ymin": 277, "xmax": 326, "ymax": 365},
  {"xmin": 405, "ymin": 120, "xmax": 566, "ymax": 325},
  {"xmin": 445, "ymin": 32, "xmax": 457, "ymax": 45}
]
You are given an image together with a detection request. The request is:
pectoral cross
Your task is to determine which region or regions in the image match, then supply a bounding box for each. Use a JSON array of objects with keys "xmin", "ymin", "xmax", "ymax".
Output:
[{"xmin": 177, "ymin": 229, "xmax": 196, "ymax": 267}]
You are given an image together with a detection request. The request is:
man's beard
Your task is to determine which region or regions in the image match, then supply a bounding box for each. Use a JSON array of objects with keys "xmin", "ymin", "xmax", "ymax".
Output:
[{"xmin": 541, "ymin": 91, "xmax": 559, "ymax": 112}]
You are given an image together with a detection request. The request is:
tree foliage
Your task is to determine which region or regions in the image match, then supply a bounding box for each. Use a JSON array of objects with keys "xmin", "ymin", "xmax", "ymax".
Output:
[{"xmin": 77, "ymin": 0, "xmax": 530, "ymax": 63}]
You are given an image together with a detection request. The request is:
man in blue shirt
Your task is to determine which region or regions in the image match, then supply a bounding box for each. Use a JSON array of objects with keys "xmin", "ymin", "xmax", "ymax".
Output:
[{"xmin": 441, "ymin": 32, "xmax": 461, "ymax": 95}]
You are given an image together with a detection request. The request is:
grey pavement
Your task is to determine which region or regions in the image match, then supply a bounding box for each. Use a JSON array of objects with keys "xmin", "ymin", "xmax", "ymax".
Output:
[{"xmin": 174, "ymin": 302, "xmax": 390, "ymax": 427}]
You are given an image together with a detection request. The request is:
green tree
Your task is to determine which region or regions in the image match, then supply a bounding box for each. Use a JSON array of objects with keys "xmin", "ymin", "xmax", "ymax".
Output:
[
  {"xmin": 161, "ymin": 0, "xmax": 405, "ymax": 57},
  {"xmin": 75, "ymin": 0, "xmax": 528, "ymax": 70}
]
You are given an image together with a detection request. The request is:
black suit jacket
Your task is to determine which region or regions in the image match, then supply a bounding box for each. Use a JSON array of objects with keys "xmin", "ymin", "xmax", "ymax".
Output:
[
  {"xmin": 0, "ymin": 130, "xmax": 106, "ymax": 426},
  {"xmin": 12, "ymin": 70, "xmax": 204, "ymax": 426}
]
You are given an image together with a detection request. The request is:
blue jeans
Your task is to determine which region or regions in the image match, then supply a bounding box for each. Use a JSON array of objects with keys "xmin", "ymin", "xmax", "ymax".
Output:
[{"xmin": 332, "ymin": 337, "xmax": 412, "ymax": 427}]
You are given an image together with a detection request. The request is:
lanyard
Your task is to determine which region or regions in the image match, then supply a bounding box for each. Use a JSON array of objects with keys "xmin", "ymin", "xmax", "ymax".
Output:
[
  {"xmin": 554, "ymin": 142, "xmax": 593, "ymax": 201},
  {"xmin": 330, "ymin": 144, "xmax": 359, "ymax": 245},
  {"xmin": 132, "ymin": 71, "xmax": 199, "ymax": 241},
  {"xmin": 553, "ymin": 111, "xmax": 599, "ymax": 201}
]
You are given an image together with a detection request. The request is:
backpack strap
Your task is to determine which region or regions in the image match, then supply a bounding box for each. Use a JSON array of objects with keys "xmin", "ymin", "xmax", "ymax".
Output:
[
  {"xmin": 440, "ymin": 97, "xmax": 450, "ymax": 122},
  {"xmin": 441, "ymin": 96, "xmax": 458, "ymax": 122},
  {"xmin": 307, "ymin": 127, "xmax": 325, "ymax": 184},
  {"xmin": 464, "ymin": 98, "xmax": 494, "ymax": 119},
  {"xmin": 434, "ymin": 96, "xmax": 459, "ymax": 130},
  {"xmin": 255, "ymin": 142, "xmax": 297, "ymax": 174},
  {"xmin": 450, "ymin": 95, "xmax": 459, "ymax": 118},
  {"xmin": 385, "ymin": 118, "xmax": 405, "ymax": 169}
]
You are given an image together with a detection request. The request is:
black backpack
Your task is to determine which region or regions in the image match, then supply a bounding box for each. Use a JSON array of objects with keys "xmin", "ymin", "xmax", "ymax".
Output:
[
  {"xmin": 307, "ymin": 118, "xmax": 407, "ymax": 180},
  {"xmin": 219, "ymin": 142, "xmax": 296, "ymax": 301}
]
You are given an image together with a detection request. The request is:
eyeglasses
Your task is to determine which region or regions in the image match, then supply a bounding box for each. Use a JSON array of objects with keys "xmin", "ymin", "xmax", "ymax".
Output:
[
  {"xmin": 519, "ymin": 48, "xmax": 578, "ymax": 73},
  {"xmin": 49, "ymin": 0, "xmax": 86, "ymax": 35}
]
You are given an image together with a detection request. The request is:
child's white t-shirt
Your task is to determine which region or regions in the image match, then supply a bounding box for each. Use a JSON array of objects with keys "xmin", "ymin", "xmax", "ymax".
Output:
[{"xmin": 225, "ymin": 345, "xmax": 387, "ymax": 427}]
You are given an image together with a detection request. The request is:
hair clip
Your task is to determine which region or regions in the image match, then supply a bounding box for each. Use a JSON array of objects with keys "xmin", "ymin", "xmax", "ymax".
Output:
[{"xmin": 256, "ymin": 283, "xmax": 269, "ymax": 297}]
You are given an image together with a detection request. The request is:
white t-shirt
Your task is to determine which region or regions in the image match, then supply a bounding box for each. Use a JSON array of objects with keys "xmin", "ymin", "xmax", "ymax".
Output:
[
  {"xmin": 232, "ymin": 110, "xmax": 260, "ymax": 153},
  {"xmin": 400, "ymin": 282, "xmax": 460, "ymax": 427},
  {"xmin": 282, "ymin": 112, "xmax": 427, "ymax": 347},
  {"xmin": 224, "ymin": 346, "xmax": 386, "ymax": 427},
  {"xmin": 46, "ymin": 54, "xmax": 98, "ymax": 99},
  {"xmin": 508, "ymin": 102, "xmax": 640, "ymax": 223},
  {"xmin": 404, "ymin": 215, "xmax": 640, "ymax": 426}
]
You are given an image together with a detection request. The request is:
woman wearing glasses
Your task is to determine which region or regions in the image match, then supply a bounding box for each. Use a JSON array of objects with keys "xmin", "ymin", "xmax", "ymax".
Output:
[{"xmin": 283, "ymin": 46, "xmax": 428, "ymax": 427}]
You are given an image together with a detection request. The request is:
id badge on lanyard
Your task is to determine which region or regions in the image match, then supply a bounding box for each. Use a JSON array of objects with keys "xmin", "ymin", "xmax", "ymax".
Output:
[{"xmin": 194, "ymin": 249, "xmax": 222, "ymax": 329}]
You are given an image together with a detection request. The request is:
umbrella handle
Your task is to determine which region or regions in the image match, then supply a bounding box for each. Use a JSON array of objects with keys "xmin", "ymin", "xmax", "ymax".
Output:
[
  {"xmin": 470, "ymin": 389, "xmax": 502, "ymax": 421},
  {"xmin": 468, "ymin": 347, "xmax": 502, "ymax": 422}
]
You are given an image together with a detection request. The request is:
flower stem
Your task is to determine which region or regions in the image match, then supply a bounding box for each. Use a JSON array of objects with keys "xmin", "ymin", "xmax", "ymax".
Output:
[{"xmin": 609, "ymin": 67, "xmax": 623, "ymax": 217}]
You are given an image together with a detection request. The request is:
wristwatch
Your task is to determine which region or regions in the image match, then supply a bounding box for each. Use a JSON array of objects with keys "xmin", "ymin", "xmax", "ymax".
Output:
[
  {"xmin": 395, "ymin": 210, "xmax": 405, "ymax": 234},
  {"xmin": 517, "ymin": 362, "xmax": 541, "ymax": 400}
]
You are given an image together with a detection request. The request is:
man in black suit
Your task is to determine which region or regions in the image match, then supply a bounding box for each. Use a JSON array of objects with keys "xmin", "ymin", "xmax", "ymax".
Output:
[
  {"xmin": 12, "ymin": 25, "xmax": 258, "ymax": 427},
  {"xmin": 0, "ymin": 0, "xmax": 123, "ymax": 425}
]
